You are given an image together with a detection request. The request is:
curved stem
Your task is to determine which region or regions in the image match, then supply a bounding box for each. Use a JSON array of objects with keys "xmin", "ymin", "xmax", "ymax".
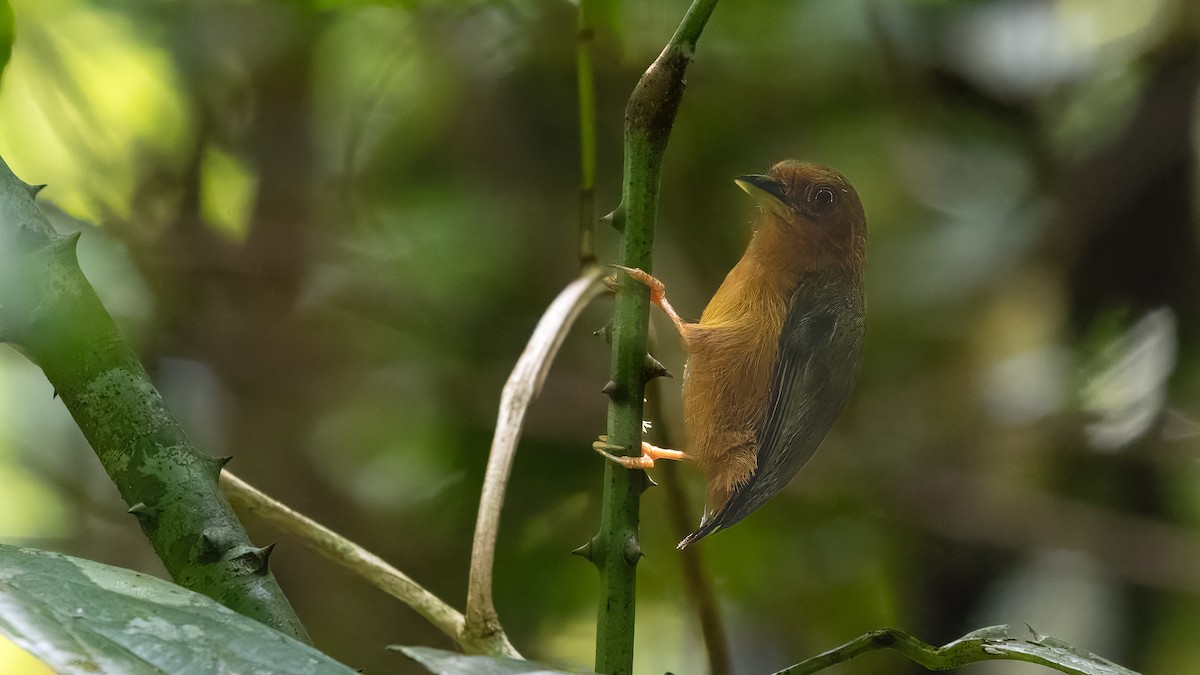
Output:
[
  {"xmin": 218, "ymin": 471, "xmax": 523, "ymax": 656},
  {"xmin": 464, "ymin": 268, "xmax": 606, "ymax": 644}
]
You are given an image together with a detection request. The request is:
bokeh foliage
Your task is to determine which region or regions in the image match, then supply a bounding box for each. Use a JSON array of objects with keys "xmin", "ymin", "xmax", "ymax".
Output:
[{"xmin": 0, "ymin": 0, "xmax": 1197, "ymax": 673}]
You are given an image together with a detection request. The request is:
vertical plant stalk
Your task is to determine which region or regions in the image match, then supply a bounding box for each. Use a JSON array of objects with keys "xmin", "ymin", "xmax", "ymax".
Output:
[
  {"xmin": 577, "ymin": 0, "xmax": 598, "ymax": 266},
  {"xmin": 463, "ymin": 268, "xmax": 606, "ymax": 649},
  {"xmin": 0, "ymin": 157, "xmax": 309, "ymax": 643},
  {"xmin": 589, "ymin": 2, "xmax": 719, "ymax": 673}
]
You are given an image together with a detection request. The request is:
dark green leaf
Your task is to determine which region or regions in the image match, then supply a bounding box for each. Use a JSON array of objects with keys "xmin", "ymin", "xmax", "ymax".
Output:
[
  {"xmin": 963, "ymin": 625, "xmax": 1140, "ymax": 675},
  {"xmin": 775, "ymin": 625, "xmax": 1140, "ymax": 675},
  {"xmin": 0, "ymin": 544, "xmax": 356, "ymax": 675}
]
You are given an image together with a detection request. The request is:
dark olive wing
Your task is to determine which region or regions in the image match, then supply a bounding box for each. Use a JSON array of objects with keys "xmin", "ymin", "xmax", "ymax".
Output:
[{"xmin": 678, "ymin": 273, "xmax": 864, "ymax": 548}]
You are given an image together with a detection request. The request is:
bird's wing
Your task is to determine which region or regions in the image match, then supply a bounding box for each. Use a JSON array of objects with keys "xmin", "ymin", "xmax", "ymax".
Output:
[{"xmin": 679, "ymin": 273, "xmax": 864, "ymax": 548}]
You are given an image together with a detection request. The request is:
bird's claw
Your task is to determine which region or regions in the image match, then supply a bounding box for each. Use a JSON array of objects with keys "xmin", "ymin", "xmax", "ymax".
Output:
[
  {"xmin": 592, "ymin": 435, "xmax": 655, "ymax": 470},
  {"xmin": 592, "ymin": 435, "xmax": 624, "ymax": 453},
  {"xmin": 607, "ymin": 265, "xmax": 666, "ymax": 305}
]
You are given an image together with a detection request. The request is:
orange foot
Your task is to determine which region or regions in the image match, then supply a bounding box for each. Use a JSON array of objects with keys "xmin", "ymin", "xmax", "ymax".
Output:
[
  {"xmin": 608, "ymin": 265, "xmax": 690, "ymax": 340},
  {"xmin": 592, "ymin": 435, "xmax": 690, "ymax": 469},
  {"xmin": 610, "ymin": 265, "xmax": 666, "ymax": 305}
]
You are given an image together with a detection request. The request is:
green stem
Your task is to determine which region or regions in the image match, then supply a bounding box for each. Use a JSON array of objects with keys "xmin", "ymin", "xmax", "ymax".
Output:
[
  {"xmin": 591, "ymin": 1, "xmax": 719, "ymax": 673},
  {"xmin": 0, "ymin": 157, "xmax": 309, "ymax": 643},
  {"xmin": 577, "ymin": 0, "xmax": 597, "ymax": 267}
]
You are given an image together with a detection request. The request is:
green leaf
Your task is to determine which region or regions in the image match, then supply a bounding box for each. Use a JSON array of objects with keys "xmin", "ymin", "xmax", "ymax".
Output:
[
  {"xmin": 392, "ymin": 646, "xmax": 585, "ymax": 674},
  {"xmin": 775, "ymin": 624, "xmax": 1140, "ymax": 675},
  {"xmin": 0, "ymin": 544, "xmax": 356, "ymax": 675},
  {"xmin": 964, "ymin": 625, "xmax": 1140, "ymax": 675}
]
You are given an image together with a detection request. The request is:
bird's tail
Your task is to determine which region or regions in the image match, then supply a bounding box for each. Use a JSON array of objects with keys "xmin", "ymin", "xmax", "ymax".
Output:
[
  {"xmin": 676, "ymin": 473, "xmax": 767, "ymax": 549},
  {"xmin": 677, "ymin": 515, "xmax": 723, "ymax": 549},
  {"xmin": 677, "ymin": 498, "xmax": 741, "ymax": 549}
]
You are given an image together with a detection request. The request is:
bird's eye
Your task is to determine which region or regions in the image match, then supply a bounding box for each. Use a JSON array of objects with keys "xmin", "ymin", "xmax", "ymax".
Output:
[{"xmin": 810, "ymin": 185, "xmax": 837, "ymax": 210}]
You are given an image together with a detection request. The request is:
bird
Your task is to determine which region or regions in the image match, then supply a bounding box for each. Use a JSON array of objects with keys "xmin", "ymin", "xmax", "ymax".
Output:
[{"xmin": 595, "ymin": 160, "xmax": 866, "ymax": 548}]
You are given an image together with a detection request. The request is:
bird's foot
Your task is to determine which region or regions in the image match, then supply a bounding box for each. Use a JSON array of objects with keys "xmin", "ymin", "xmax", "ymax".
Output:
[
  {"xmin": 609, "ymin": 265, "xmax": 667, "ymax": 306},
  {"xmin": 605, "ymin": 265, "xmax": 691, "ymax": 344},
  {"xmin": 592, "ymin": 435, "xmax": 690, "ymax": 469}
]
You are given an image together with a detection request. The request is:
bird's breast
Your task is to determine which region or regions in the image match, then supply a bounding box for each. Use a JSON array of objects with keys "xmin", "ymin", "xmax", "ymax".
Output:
[{"xmin": 681, "ymin": 259, "xmax": 796, "ymax": 493}]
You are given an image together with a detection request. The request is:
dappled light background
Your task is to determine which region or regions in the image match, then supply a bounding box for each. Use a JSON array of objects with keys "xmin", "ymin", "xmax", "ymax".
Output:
[{"xmin": 1, "ymin": 0, "xmax": 1198, "ymax": 673}]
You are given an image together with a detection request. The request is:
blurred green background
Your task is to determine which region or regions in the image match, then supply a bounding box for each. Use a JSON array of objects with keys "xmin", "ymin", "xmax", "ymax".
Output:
[{"xmin": 0, "ymin": 0, "xmax": 1198, "ymax": 673}]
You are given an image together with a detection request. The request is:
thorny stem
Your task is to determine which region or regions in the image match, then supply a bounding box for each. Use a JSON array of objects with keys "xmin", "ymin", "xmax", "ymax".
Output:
[
  {"xmin": 591, "ymin": 1, "xmax": 719, "ymax": 673},
  {"xmin": 0, "ymin": 156, "xmax": 308, "ymax": 642}
]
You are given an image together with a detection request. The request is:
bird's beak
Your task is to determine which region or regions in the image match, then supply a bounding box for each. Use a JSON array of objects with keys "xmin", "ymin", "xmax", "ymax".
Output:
[{"xmin": 734, "ymin": 174, "xmax": 790, "ymax": 219}]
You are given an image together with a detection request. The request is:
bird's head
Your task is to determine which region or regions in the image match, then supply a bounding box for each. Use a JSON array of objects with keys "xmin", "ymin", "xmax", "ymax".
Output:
[{"xmin": 735, "ymin": 160, "xmax": 866, "ymax": 268}]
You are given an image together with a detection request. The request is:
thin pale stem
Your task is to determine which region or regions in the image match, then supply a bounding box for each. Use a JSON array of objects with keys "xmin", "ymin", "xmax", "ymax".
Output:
[
  {"xmin": 217, "ymin": 471, "xmax": 523, "ymax": 656},
  {"xmin": 464, "ymin": 267, "xmax": 606, "ymax": 643}
]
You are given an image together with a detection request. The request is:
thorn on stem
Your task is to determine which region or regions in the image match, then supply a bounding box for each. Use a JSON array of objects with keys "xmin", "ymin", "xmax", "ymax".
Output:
[
  {"xmin": 571, "ymin": 540, "xmax": 594, "ymax": 562},
  {"xmin": 51, "ymin": 231, "xmax": 81, "ymax": 259},
  {"xmin": 198, "ymin": 530, "xmax": 227, "ymax": 563},
  {"xmin": 623, "ymin": 534, "xmax": 644, "ymax": 565},
  {"xmin": 593, "ymin": 322, "xmax": 612, "ymax": 344},
  {"xmin": 251, "ymin": 543, "xmax": 276, "ymax": 574},
  {"xmin": 601, "ymin": 204, "xmax": 625, "ymax": 232},
  {"xmin": 199, "ymin": 453, "xmax": 233, "ymax": 480},
  {"xmin": 643, "ymin": 353, "xmax": 672, "ymax": 380},
  {"xmin": 640, "ymin": 471, "xmax": 657, "ymax": 493}
]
